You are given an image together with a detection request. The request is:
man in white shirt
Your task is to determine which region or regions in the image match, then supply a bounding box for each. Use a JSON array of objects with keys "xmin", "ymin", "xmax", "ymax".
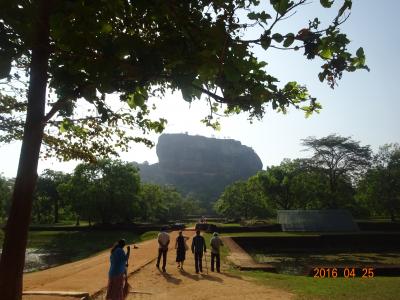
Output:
[{"xmin": 156, "ymin": 226, "xmax": 170, "ymax": 272}]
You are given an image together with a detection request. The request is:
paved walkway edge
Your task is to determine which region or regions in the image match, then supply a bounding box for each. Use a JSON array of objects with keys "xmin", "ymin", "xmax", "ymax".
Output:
[
  {"xmin": 91, "ymin": 256, "xmax": 157, "ymax": 298},
  {"xmin": 222, "ymin": 237, "xmax": 276, "ymax": 272}
]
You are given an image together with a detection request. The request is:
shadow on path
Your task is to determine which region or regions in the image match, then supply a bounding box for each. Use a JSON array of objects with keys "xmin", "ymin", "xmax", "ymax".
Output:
[
  {"xmin": 159, "ymin": 270, "xmax": 182, "ymax": 285},
  {"xmin": 199, "ymin": 273, "xmax": 223, "ymax": 283},
  {"xmin": 179, "ymin": 269, "xmax": 200, "ymax": 281}
]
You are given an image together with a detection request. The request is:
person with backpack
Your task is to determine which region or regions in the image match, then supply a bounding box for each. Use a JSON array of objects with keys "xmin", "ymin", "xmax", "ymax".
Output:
[
  {"xmin": 191, "ymin": 230, "xmax": 206, "ymax": 274},
  {"xmin": 210, "ymin": 232, "xmax": 224, "ymax": 273}
]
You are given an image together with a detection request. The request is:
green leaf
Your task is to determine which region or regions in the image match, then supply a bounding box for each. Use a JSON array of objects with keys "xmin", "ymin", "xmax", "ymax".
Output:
[
  {"xmin": 270, "ymin": 0, "xmax": 292, "ymax": 15},
  {"xmin": 283, "ymin": 33, "xmax": 295, "ymax": 47},
  {"xmin": 224, "ymin": 64, "xmax": 241, "ymax": 83},
  {"xmin": 272, "ymin": 33, "xmax": 283, "ymax": 43},
  {"xmin": 351, "ymin": 47, "xmax": 366, "ymax": 67},
  {"xmin": 261, "ymin": 36, "xmax": 271, "ymax": 50},
  {"xmin": 320, "ymin": 48, "xmax": 332, "ymax": 59},
  {"xmin": 101, "ymin": 23, "xmax": 112, "ymax": 33},
  {"xmin": 356, "ymin": 47, "xmax": 364, "ymax": 58},
  {"xmin": 134, "ymin": 93, "xmax": 145, "ymax": 107},
  {"xmin": 127, "ymin": 88, "xmax": 148, "ymax": 108},
  {"xmin": 337, "ymin": 0, "xmax": 352, "ymax": 19},
  {"xmin": 191, "ymin": 79, "xmax": 203, "ymax": 99},
  {"xmin": 271, "ymin": 0, "xmax": 293, "ymax": 15},
  {"xmin": 248, "ymin": 12, "xmax": 271, "ymax": 22},
  {"xmin": 181, "ymin": 87, "xmax": 194, "ymax": 102},
  {"xmin": 127, "ymin": 94, "xmax": 136, "ymax": 108},
  {"xmin": 59, "ymin": 119, "xmax": 72, "ymax": 133},
  {"xmin": 247, "ymin": 12, "xmax": 258, "ymax": 20},
  {"xmin": 81, "ymin": 85, "xmax": 97, "ymax": 101},
  {"xmin": 261, "ymin": 12, "xmax": 272, "ymax": 21},
  {"xmin": 320, "ymin": 0, "xmax": 334, "ymax": 8}
]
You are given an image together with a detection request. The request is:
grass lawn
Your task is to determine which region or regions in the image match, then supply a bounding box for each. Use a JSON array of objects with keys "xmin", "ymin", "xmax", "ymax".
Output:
[
  {"xmin": 208, "ymin": 222, "xmax": 242, "ymax": 227},
  {"xmin": 29, "ymin": 220, "xmax": 91, "ymax": 227},
  {"xmin": 237, "ymin": 270, "xmax": 400, "ymax": 300},
  {"xmin": 252, "ymin": 252, "xmax": 400, "ymax": 266}
]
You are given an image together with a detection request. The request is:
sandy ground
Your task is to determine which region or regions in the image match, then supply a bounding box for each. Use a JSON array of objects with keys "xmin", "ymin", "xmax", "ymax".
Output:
[
  {"xmin": 22, "ymin": 230, "xmax": 293, "ymax": 300},
  {"xmin": 22, "ymin": 233, "xmax": 179, "ymax": 299},
  {"xmin": 95, "ymin": 231, "xmax": 293, "ymax": 300},
  {"xmin": 23, "ymin": 297, "xmax": 78, "ymax": 300}
]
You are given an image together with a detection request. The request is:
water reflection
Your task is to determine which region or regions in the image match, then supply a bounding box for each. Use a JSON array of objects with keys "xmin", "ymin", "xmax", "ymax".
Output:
[{"xmin": 0, "ymin": 248, "xmax": 64, "ymax": 272}]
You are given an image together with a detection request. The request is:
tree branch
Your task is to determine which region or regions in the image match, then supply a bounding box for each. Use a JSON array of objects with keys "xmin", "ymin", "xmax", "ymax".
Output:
[
  {"xmin": 191, "ymin": 84, "xmax": 227, "ymax": 104},
  {"xmin": 43, "ymin": 97, "xmax": 70, "ymax": 125}
]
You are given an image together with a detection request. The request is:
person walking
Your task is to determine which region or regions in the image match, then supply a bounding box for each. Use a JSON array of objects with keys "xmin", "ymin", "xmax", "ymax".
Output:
[
  {"xmin": 156, "ymin": 226, "xmax": 170, "ymax": 272},
  {"xmin": 106, "ymin": 239, "xmax": 130, "ymax": 300},
  {"xmin": 210, "ymin": 232, "xmax": 224, "ymax": 273},
  {"xmin": 175, "ymin": 231, "xmax": 189, "ymax": 270},
  {"xmin": 191, "ymin": 230, "xmax": 206, "ymax": 274}
]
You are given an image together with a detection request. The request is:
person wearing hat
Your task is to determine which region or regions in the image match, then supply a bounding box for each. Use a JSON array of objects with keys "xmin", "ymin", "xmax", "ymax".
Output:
[{"xmin": 210, "ymin": 232, "xmax": 224, "ymax": 273}]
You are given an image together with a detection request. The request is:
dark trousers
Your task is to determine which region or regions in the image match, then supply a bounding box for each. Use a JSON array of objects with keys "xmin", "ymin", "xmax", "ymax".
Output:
[
  {"xmin": 157, "ymin": 248, "xmax": 168, "ymax": 270},
  {"xmin": 211, "ymin": 252, "xmax": 220, "ymax": 272},
  {"xmin": 194, "ymin": 252, "xmax": 203, "ymax": 273}
]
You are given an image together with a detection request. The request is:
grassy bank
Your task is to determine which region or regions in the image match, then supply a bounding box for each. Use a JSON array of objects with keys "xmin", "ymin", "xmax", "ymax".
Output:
[
  {"xmin": 0, "ymin": 229, "xmax": 158, "ymax": 266},
  {"xmin": 238, "ymin": 270, "xmax": 400, "ymax": 300}
]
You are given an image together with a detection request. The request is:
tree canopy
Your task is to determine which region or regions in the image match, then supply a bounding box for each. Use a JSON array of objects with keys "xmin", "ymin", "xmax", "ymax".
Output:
[
  {"xmin": 0, "ymin": 1, "xmax": 368, "ymax": 298},
  {"xmin": 215, "ymin": 135, "xmax": 377, "ymax": 220},
  {"xmin": 1, "ymin": 0, "xmax": 368, "ymax": 158},
  {"xmin": 302, "ymin": 134, "xmax": 371, "ymax": 208},
  {"xmin": 215, "ymin": 179, "xmax": 271, "ymax": 220},
  {"xmin": 0, "ymin": 175, "xmax": 12, "ymax": 221},
  {"xmin": 33, "ymin": 169, "xmax": 70, "ymax": 223},
  {"xmin": 61, "ymin": 159, "xmax": 141, "ymax": 224},
  {"xmin": 357, "ymin": 144, "xmax": 400, "ymax": 221}
]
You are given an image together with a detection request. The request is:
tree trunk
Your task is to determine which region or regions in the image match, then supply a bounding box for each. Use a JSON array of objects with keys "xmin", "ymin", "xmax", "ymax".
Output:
[
  {"xmin": 37, "ymin": 207, "xmax": 41, "ymax": 224},
  {"xmin": 390, "ymin": 209, "xmax": 396, "ymax": 222},
  {"xmin": 390, "ymin": 213, "xmax": 396, "ymax": 222},
  {"xmin": 54, "ymin": 197, "xmax": 59, "ymax": 223},
  {"xmin": 0, "ymin": 2, "xmax": 50, "ymax": 299}
]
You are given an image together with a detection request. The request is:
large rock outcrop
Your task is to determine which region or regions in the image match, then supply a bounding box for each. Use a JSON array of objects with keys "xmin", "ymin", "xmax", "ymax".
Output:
[{"xmin": 134, "ymin": 133, "xmax": 262, "ymax": 207}]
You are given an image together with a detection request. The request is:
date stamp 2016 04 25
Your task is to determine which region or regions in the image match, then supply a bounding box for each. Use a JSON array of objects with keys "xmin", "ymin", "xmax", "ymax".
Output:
[{"xmin": 312, "ymin": 267, "xmax": 375, "ymax": 278}]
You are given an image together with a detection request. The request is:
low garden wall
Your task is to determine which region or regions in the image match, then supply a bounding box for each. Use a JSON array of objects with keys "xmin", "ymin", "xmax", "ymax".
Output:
[{"xmin": 232, "ymin": 233, "xmax": 400, "ymax": 252}]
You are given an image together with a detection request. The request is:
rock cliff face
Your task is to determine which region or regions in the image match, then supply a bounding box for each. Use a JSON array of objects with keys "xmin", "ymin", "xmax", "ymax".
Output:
[{"xmin": 135, "ymin": 133, "xmax": 262, "ymax": 207}]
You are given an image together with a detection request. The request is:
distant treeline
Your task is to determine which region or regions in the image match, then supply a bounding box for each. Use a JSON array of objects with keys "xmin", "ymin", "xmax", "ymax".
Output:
[
  {"xmin": 1, "ymin": 134, "xmax": 399, "ymax": 225},
  {"xmin": 0, "ymin": 159, "xmax": 204, "ymax": 225},
  {"xmin": 215, "ymin": 135, "xmax": 400, "ymax": 222}
]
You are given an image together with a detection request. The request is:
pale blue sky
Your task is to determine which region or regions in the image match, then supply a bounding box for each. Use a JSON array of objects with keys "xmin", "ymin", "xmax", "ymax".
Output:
[{"xmin": 1, "ymin": 0, "xmax": 399, "ymax": 178}]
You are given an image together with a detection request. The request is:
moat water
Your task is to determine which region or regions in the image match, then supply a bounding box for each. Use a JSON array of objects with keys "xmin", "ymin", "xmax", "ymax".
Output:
[{"xmin": 0, "ymin": 248, "xmax": 64, "ymax": 272}]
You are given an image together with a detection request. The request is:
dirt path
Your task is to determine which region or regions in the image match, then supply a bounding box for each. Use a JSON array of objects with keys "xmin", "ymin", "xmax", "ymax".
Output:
[
  {"xmin": 23, "ymin": 232, "xmax": 179, "ymax": 299},
  {"xmin": 95, "ymin": 231, "xmax": 293, "ymax": 300},
  {"xmin": 22, "ymin": 230, "xmax": 293, "ymax": 300}
]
